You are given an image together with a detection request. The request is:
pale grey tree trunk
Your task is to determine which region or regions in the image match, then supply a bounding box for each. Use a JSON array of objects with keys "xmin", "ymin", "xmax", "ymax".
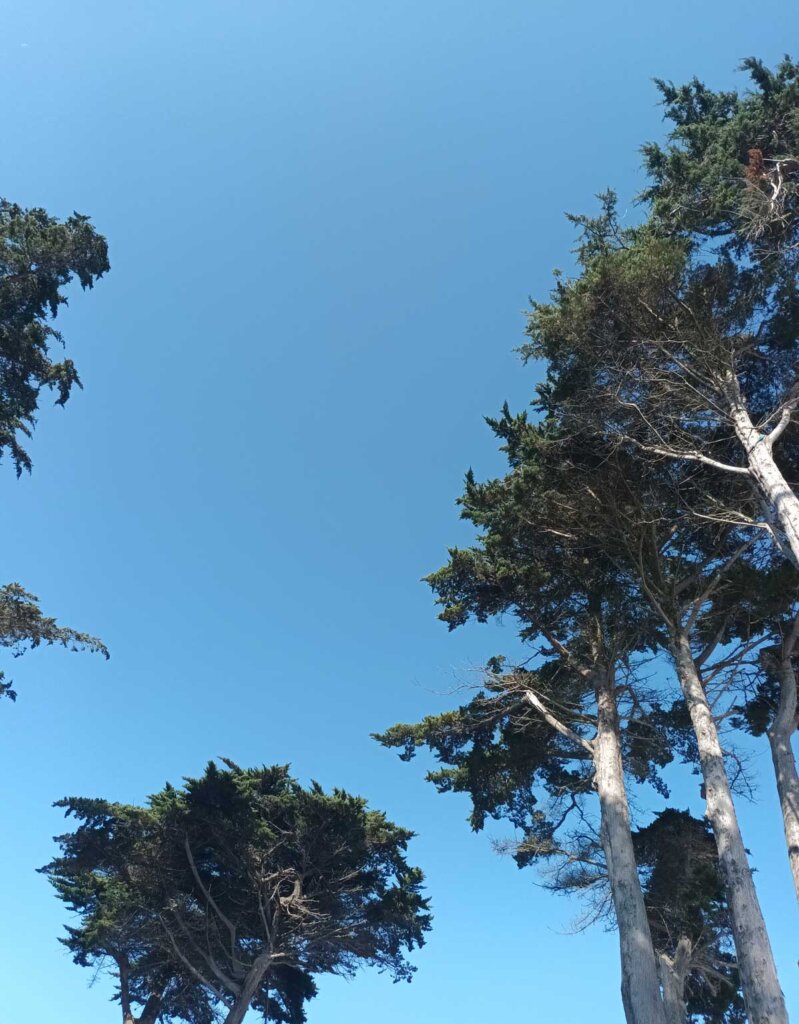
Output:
[
  {"xmin": 657, "ymin": 938, "xmax": 691, "ymax": 1024},
  {"xmin": 725, "ymin": 384, "xmax": 799, "ymax": 895},
  {"xmin": 593, "ymin": 668, "xmax": 668, "ymax": 1024},
  {"xmin": 672, "ymin": 634, "xmax": 788, "ymax": 1024},
  {"xmin": 222, "ymin": 954, "xmax": 272, "ymax": 1024},
  {"xmin": 770, "ymin": 646, "xmax": 799, "ymax": 902},
  {"xmin": 727, "ymin": 390, "xmax": 799, "ymax": 567}
]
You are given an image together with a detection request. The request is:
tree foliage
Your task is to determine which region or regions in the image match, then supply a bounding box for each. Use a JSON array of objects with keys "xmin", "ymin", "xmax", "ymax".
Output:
[
  {"xmin": 643, "ymin": 57, "xmax": 799, "ymax": 259},
  {"xmin": 0, "ymin": 583, "xmax": 107, "ymax": 701},
  {"xmin": 0, "ymin": 198, "xmax": 109, "ymax": 475},
  {"xmin": 378, "ymin": 58, "xmax": 799, "ymax": 1023},
  {"xmin": 1, "ymin": 196, "xmax": 110, "ymax": 699},
  {"xmin": 43, "ymin": 761, "xmax": 430, "ymax": 1024}
]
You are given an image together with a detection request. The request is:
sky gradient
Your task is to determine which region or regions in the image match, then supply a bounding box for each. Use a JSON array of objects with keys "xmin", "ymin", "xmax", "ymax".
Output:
[{"xmin": 1, "ymin": 3, "xmax": 797, "ymax": 1021}]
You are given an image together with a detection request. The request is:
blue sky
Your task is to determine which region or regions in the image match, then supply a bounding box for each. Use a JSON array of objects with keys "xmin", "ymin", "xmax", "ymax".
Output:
[{"xmin": 1, "ymin": 3, "xmax": 797, "ymax": 1021}]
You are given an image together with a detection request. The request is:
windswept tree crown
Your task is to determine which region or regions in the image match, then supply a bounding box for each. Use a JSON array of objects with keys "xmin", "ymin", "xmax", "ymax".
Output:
[{"xmin": 44, "ymin": 760, "xmax": 431, "ymax": 1024}]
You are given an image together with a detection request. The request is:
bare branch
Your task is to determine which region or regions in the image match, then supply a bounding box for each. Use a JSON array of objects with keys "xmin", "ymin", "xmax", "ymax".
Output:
[
  {"xmin": 763, "ymin": 388, "xmax": 799, "ymax": 448},
  {"xmin": 684, "ymin": 541, "xmax": 755, "ymax": 632},
  {"xmin": 538, "ymin": 626, "xmax": 591, "ymax": 676},
  {"xmin": 183, "ymin": 836, "xmax": 238, "ymax": 964},
  {"xmin": 521, "ymin": 687, "xmax": 596, "ymax": 756},
  {"xmin": 160, "ymin": 919, "xmax": 230, "ymax": 1003},
  {"xmin": 635, "ymin": 441, "xmax": 751, "ymax": 476}
]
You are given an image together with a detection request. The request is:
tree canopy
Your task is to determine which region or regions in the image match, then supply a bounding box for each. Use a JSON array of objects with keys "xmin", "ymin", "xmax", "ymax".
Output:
[
  {"xmin": 43, "ymin": 760, "xmax": 431, "ymax": 1024},
  {"xmin": 0, "ymin": 198, "xmax": 109, "ymax": 475},
  {"xmin": 0, "ymin": 195, "xmax": 110, "ymax": 700},
  {"xmin": 378, "ymin": 57, "xmax": 799, "ymax": 1024}
]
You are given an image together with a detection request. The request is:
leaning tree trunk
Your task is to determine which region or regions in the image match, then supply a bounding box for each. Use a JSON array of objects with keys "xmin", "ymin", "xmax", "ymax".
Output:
[
  {"xmin": 770, "ymin": 645, "xmax": 799, "ymax": 902},
  {"xmin": 727, "ymin": 380, "xmax": 799, "ymax": 898},
  {"xmin": 726, "ymin": 385, "xmax": 799, "ymax": 568},
  {"xmin": 137, "ymin": 996, "xmax": 163, "ymax": 1024},
  {"xmin": 223, "ymin": 954, "xmax": 272, "ymax": 1024},
  {"xmin": 593, "ymin": 668, "xmax": 668, "ymax": 1024},
  {"xmin": 672, "ymin": 633, "xmax": 788, "ymax": 1024}
]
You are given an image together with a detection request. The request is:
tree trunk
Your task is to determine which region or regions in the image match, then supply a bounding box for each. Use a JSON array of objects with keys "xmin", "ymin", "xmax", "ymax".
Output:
[
  {"xmin": 727, "ymin": 393, "xmax": 799, "ymax": 567},
  {"xmin": 138, "ymin": 994, "xmax": 163, "ymax": 1024},
  {"xmin": 222, "ymin": 955, "xmax": 272, "ymax": 1024},
  {"xmin": 672, "ymin": 634, "xmax": 788, "ymax": 1024},
  {"xmin": 122, "ymin": 995, "xmax": 160, "ymax": 1024},
  {"xmin": 593, "ymin": 668, "xmax": 668, "ymax": 1024},
  {"xmin": 770, "ymin": 647, "xmax": 799, "ymax": 901},
  {"xmin": 657, "ymin": 937, "xmax": 691, "ymax": 1024},
  {"xmin": 117, "ymin": 958, "xmax": 134, "ymax": 1024}
]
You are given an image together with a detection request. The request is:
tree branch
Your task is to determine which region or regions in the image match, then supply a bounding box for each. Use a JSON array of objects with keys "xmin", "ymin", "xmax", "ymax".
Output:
[
  {"xmin": 184, "ymin": 836, "xmax": 238, "ymax": 954},
  {"xmin": 684, "ymin": 541, "xmax": 755, "ymax": 632},
  {"xmin": 160, "ymin": 920, "xmax": 231, "ymax": 1003},
  {"xmin": 521, "ymin": 688, "xmax": 596, "ymax": 755},
  {"xmin": 637, "ymin": 442, "xmax": 751, "ymax": 476}
]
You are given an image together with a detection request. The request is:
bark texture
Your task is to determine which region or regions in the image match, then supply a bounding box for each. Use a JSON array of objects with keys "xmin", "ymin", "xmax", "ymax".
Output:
[
  {"xmin": 673, "ymin": 635, "xmax": 788, "ymax": 1024},
  {"xmin": 770, "ymin": 641, "xmax": 799, "ymax": 902},
  {"xmin": 657, "ymin": 938, "xmax": 691, "ymax": 1024},
  {"xmin": 593, "ymin": 669, "xmax": 668, "ymax": 1024},
  {"xmin": 222, "ymin": 954, "xmax": 272, "ymax": 1024},
  {"xmin": 727, "ymin": 391, "xmax": 799, "ymax": 568}
]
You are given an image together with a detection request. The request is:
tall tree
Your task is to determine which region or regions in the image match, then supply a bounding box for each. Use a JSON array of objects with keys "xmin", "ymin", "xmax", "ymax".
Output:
[
  {"xmin": 44, "ymin": 761, "xmax": 431, "ymax": 1024},
  {"xmin": 0, "ymin": 197, "xmax": 110, "ymax": 695},
  {"xmin": 378, "ymin": 420, "xmax": 678, "ymax": 1024},
  {"xmin": 379, "ymin": 54, "xmax": 797, "ymax": 1024},
  {"xmin": 510, "ymin": 427, "xmax": 789, "ymax": 1024},
  {"xmin": 526, "ymin": 61, "xmax": 799, "ymax": 565}
]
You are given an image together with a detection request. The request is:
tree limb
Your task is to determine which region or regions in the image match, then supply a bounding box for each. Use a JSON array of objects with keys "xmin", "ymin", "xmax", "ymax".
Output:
[{"xmin": 522, "ymin": 688, "xmax": 596, "ymax": 755}]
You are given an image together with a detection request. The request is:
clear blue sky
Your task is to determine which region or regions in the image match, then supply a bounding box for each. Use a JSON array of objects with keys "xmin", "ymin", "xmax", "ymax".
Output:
[{"xmin": 1, "ymin": 3, "xmax": 797, "ymax": 1021}]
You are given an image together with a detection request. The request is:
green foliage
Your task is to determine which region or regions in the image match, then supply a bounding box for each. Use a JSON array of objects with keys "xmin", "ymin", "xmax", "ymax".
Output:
[
  {"xmin": 520, "ymin": 62, "xmax": 799, "ymax": 529},
  {"xmin": 0, "ymin": 583, "xmax": 107, "ymax": 701},
  {"xmin": 643, "ymin": 58, "xmax": 799, "ymax": 258},
  {"xmin": 378, "ymin": 56, "xmax": 799, "ymax": 1023},
  {"xmin": 378, "ymin": 423, "xmax": 695, "ymax": 927},
  {"xmin": 376, "ymin": 666, "xmax": 594, "ymax": 845},
  {"xmin": 426, "ymin": 410, "xmax": 665, "ymax": 660},
  {"xmin": 44, "ymin": 761, "xmax": 430, "ymax": 1024},
  {"xmin": 0, "ymin": 197, "xmax": 108, "ymax": 475},
  {"xmin": 0, "ymin": 195, "xmax": 109, "ymax": 697}
]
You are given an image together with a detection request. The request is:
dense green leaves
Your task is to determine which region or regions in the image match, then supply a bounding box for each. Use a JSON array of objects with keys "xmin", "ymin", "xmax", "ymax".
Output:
[
  {"xmin": 376, "ymin": 665, "xmax": 595, "ymax": 839},
  {"xmin": 1, "ymin": 196, "xmax": 109, "ymax": 701},
  {"xmin": 643, "ymin": 58, "xmax": 799, "ymax": 259},
  {"xmin": 44, "ymin": 761, "xmax": 430, "ymax": 1024},
  {"xmin": 378, "ymin": 58, "xmax": 799, "ymax": 1024},
  {"xmin": 0, "ymin": 198, "xmax": 108, "ymax": 475}
]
